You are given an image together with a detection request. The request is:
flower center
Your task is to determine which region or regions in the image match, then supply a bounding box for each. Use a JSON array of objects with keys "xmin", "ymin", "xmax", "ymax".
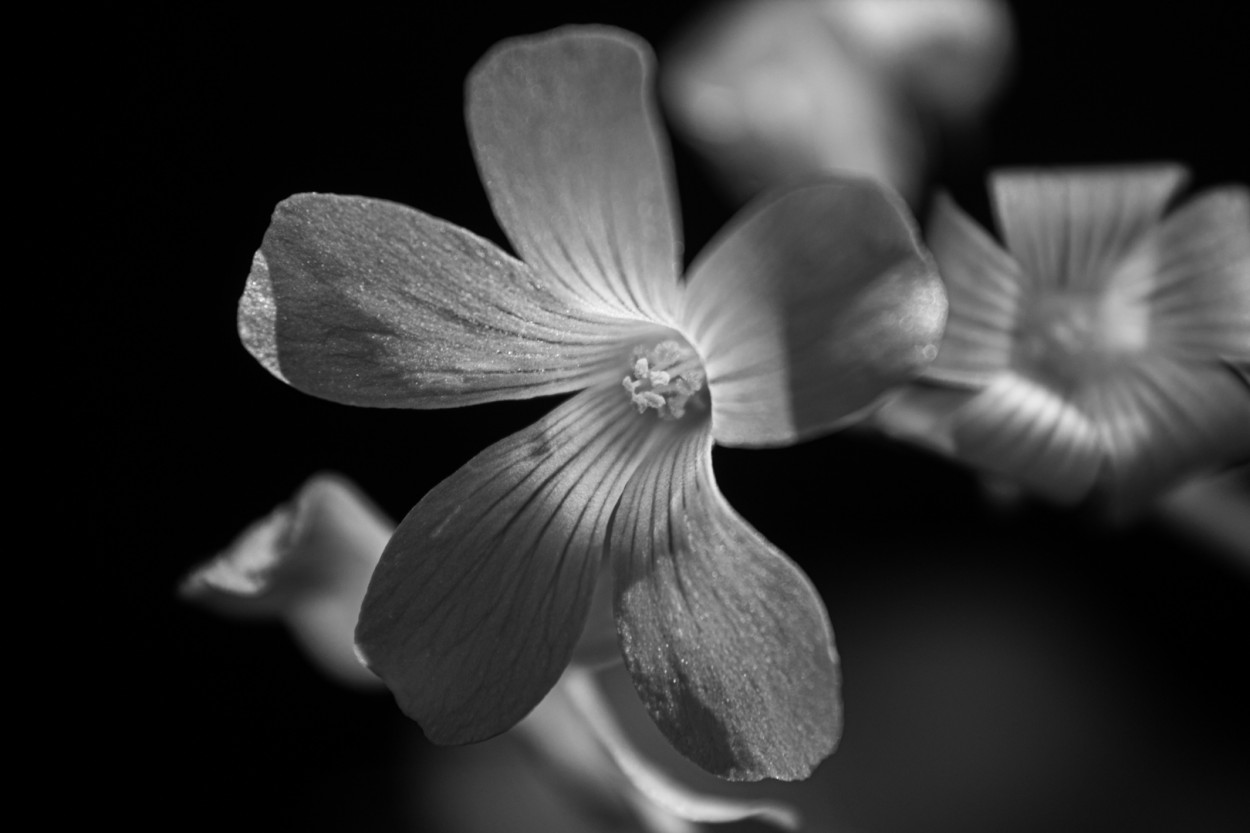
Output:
[
  {"xmin": 1015, "ymin": 291, "xmax": 1148, "ymax": 385},
  {"xmin": 621, "ymin": 339, "xmax": 708, "ymax": 420}
]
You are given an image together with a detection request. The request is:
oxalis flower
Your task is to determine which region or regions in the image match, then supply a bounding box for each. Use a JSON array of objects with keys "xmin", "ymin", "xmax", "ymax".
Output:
[
  {"xmin": 879, "ymin": 165, "xmax": 1250, "ymax": 510},
  {"xmin": 238, "ymin": 26, "xmax": 944, "ymax": 780}
]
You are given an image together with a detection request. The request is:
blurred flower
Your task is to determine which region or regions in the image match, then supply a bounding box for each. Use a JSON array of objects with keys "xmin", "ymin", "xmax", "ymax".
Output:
[
  {"xmin": 877, "ymin": 165, "xmax": 1250, "ymax": 510},
  {"xmin": 185, "ymin": 475, "xmax": 801, "ymax": 830},
  {"xmin": 181, "ymin": 474, "xmax": 389, "ymax": 687},
  {"xmin": 237, "ymin": 26, "xmax": 945, "ymax": 779},
  {"xmin": 662, "ymin": 0, "xmax": 1013, "ymax": 203}
]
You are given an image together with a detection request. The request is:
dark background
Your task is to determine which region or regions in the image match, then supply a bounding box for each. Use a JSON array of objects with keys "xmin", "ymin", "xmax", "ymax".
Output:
[{"xmin": 81, "ymin": 3, "xmax": 1248, "ymax": 831}]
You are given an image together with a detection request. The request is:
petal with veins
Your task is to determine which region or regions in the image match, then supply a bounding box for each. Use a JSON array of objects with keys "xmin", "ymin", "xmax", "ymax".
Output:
[
  {"xmin": 681, "ymin": 177, "xmax": 945, "ymax": 447},
  {"xmin": 950, "ymin": 373, "xmax": 1103, "ymax": 503},
  {"xmin": 239, "ymin": 194, "xmax": 635, "ymax": 408},
  {"xmin": 355, "ymin": 383, "xmax": 666, "ymax": 744},
  {"xmin": 925, "ymin": 192, "xmax": 1025, "ymax": 385},
  {"xmin": 1078, "ymin": 357, "xmax": 1250, "ymax": 514},
  {"xmin": 990, "ymin": 165, "xmax": 1188, "ymax": 292},
  {"xmin": 469, "ymin": 27, "xmax": 682, "ymax": 324},
  {"xmin": 1117, "ymin": 186, "xmax": 1250, "ymax": 363},
  {"xmin": 612, "ymin": 426, "xmax": 840, "ymax": 781}
]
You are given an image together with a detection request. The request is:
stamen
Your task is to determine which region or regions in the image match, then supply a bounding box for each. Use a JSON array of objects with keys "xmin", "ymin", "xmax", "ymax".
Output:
[{"xmin": 621, "ymin": 339, "xmax": 708, "ymax": 420}]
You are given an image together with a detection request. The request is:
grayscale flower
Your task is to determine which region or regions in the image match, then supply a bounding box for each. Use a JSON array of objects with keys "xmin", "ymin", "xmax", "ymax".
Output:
[{"xmin": 237, "ymin": 26, "xmax": 945, "ymax": 780}]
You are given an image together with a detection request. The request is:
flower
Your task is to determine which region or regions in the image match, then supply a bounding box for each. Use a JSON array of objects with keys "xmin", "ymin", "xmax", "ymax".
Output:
[
  {"xmin": 877, "ymin": 165, "xmax": 1250, "ymax": 510},
  {"xmin": 237, "ymin": 26, "xmax": 945, "ymax": 780}
]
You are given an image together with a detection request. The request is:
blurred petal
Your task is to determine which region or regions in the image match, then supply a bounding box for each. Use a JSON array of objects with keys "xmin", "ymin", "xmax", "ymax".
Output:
[
  {"xmin": 355, "ymin": 383, "xmax": 664, "ymax": 743},
  {"xmin": 468, "ymin": 27, "xmax": 681, "ymax": 324},
  {"xmin": 561, "ymin": 669, "xmax": 800, "ymax": 830},
  {"xmin": 681, "ymin": 177, "xmax": 945, "ymax": 447},
  {"xmin": 925, "ymin": 192, "xmax": 1025, "ymax": 385},
  {"xmin": 239, "ymin": 194, "xmax": 636, "ymax": 409},
  {"xmin": 181, "ymin": 474, "xmax": 391, "ymax": 688},
  {"xmin": 990, "ymin": 165, "xmax": 1188, "ymax": 291},
  {"xmin": 1078, "ymin": 357, "xmax": 1250, "ymax": 512},
  {"xmin": 662, "ymin": 0, "xmax": 923, "ymax": 201},
  {"xmin": 1114, "ymin": 186, "xmax": 1250, "ymax": 362},
  {"xmin": 950, "ymin": 373, "xmax": 1103, "ymax": 503},
  {"xmin": 871, "ymin": 382, "xmax": 977, "ymax": 455},
  {"xmin": 611, "ymin": 427, "xmax": 841, "ymax": 781}
]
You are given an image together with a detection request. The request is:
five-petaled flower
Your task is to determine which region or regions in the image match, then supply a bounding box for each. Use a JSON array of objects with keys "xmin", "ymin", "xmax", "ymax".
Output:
[
  {"xmin": 879, "ymin": 165, "xmax": 1250, "ymax": 510},
  {"xmin": 237, "ymin": 26, "xmax": 944, "ymax": 780}
]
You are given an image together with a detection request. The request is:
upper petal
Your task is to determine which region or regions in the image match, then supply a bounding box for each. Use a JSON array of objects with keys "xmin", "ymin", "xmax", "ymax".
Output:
[
  {"xmin": 354, "ymin": 382, "xmax": 666, "ymax": 744},
  {"xmin": 239, "ymin": 194, "xmax": 636, "ymax": 408},
  {"xmin": 924, "ymin": 192, "xmax": 1026, "ymax": 385},
  {"xmin": 680, "ymin": 177, "xmax": 945, "ymax": 447},
  {"xmin": 989, "ymin": 164, "xmax": 1188, "ymax": 291},
  {"xmin": 468, "ymin": 26, "xmax": 682, "ymax": 324},
  {"xmin": 611, "ymin": 425, "xmax": 841, "ymax": 781},
  {"xmin": 1111, "ymin": 186, "xmax": 1250, "ymax": 363}
]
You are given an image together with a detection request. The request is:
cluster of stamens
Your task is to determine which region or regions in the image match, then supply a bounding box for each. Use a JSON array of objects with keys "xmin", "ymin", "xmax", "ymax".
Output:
[{"xmin": 621, "ymin": 340, "xmax": 707, "ymax": 420}]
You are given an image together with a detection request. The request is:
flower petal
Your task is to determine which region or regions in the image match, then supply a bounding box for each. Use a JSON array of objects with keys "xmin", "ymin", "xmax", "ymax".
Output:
[
  {"xmin": 239, "ymin": 193, "xmax": 635, "ymax": 408},
  {"xmin": 181, "ymin": 474, "xmax": 391, "ymax": 688},
  {"xmin": 949, "ymin": 373, "xmax": 1103, "ymax": 503},
  {"xmin": 611, "ymin": 426, "xmax": 841, "ymax": 781},
  {"xmin": 924, "ymin": 192, "xmax": 1026, "ymax": 385},
  {"xmin": 468, "ymin": 27, "xmax": 682, "ymax": 324},
  {"xmin": 1114, "ymin": 186, "xmax": 1250, "ymax": 363},
  {"xmin": 680, "ymin": 177, "xmax": 945, "ymax": 447},
  {"xmin": 355, "ymin": 383, "xmax": 664, "ymax": 743},
  {"xmin": 990, "ymin": 164, "xmax": 1188, "ymax": 291},
  {"xmin": 1077, "ymin": 357, "xmax": 1250, "ymax": 512}
]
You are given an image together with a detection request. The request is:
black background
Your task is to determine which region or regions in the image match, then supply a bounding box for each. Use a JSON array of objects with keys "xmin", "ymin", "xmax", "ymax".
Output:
[{"xmin": 81, "ymin": 3, "xmax": 1248, "ymax": 831}]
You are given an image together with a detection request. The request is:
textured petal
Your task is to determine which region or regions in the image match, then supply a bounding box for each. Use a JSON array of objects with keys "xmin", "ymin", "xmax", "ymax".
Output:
[
  {"xmin": 355, "ymin": 383, "xmax": 666, "ymax": 743},
  {"xmin": 950, "ymin": 373, "xmax": 1103, "ymax": 503},
  {"xmin": 239, "ymin": 193, "xmax": 637, "ymax": 408},
  {"xmin": 468, "ymin": 27, "xmax": 682, "ymax": 324},
  {"xmin": 1077, "ymin": 357, "xmax": 1250, "ymax": 512},
  {"xmin": 1112, "ymin": 186, "xmax": 1250, "ymax": 363},
  {"xmin": 181, "ymin": 474, "xmax": 390, "ymax": 688},
  {"xmin": 560, "ymin": 669, "xmax": 800, "ymax": 829},
  {"xmin": 680, "ymin": 178, "xmax": 945, "ymax": 447},
  {"xmin": 925, "ymin": 192, "xmax": 1026, "ymax": 385},
  {"xmin": 990, "ymin": 165, "xmax": 1188, "ymax": 291},
  {"xmin": 611, "ymin": 426, "xmax": 841, "ymax": 781}
]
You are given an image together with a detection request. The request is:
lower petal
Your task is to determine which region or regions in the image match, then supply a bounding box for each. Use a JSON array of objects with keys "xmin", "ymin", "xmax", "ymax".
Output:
[
  {"xmin": 1077, "ymin": 357, "xmax": 1250, "ymax": 513},
  {"xmin": 611, "ymin": 425, "xmax": 841, "ymax": 781},
  {"xmin": 355, "ymin": 383, "xmax": 663, "ymax": 743},
  {"xmin": 950, "ymin": 373, "xmax": 1103, "ymax": 502}
]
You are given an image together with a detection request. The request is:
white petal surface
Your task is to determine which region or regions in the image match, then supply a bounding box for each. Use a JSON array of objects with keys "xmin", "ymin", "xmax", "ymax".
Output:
[
  {"xmin": 469, "ymin": 27, "xmax": 682, "ymax": 324},
  {"xmin": 355, "ymin": 383, "xmax": 665, "ymax": 743},
  {"xmin": 240, "ymin": 194, "xmax": 636, "ymax": 408},
  {"xmin": 611, "ymin": 426, "xmax": 841, "ymax": 781},
  {"xmin": 950, "ymin": 373, "xmax": 1103, "ymax": 503},
  {"xmin": 681, "ymin": 178, "xmax": 945, "ymax": 447},
  {"xmin": 990, "ymin": 165, "xmax": 1188, "ymax": 291},
  {"xmin": 1116, "ymin": 186, "xmax": 1250, "ymax": 362},
  {"xmin": 1077, "ymin": 357, "xmax": 1250, "ymax": 512},
  {"xmin": 925, "ymin": 192, "xmax": 1025, "ymax": 385}
]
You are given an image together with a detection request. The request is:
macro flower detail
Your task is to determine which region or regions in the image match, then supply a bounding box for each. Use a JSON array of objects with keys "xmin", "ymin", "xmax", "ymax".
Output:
[
  {"xmin": 237, "ymin": 26, "xmax": 945, "ymax": 780},
  {"xmin": 878, "ymin": 165, "xmax": 1250, "ymax": 509}
]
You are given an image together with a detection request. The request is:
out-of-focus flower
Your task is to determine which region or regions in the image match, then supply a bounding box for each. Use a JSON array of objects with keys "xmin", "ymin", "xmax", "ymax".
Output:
[
  {"xmin": 237, "ymin": 26, "xmax": 945, "ymax": 780},
  {"xmin": 181, "ymin": 474, "xmax": 389, "ymax": 687},
  {"xmin": 662, "ymin": 0, "xmax": 1013, "ymax": 203},
  {"xmin": 185, "ymin": 476, "xmax": 803, "ymax": 830},
  {"xmin": 877, "ymin": 165, "xmax": 1250, "ymax": 510}
]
